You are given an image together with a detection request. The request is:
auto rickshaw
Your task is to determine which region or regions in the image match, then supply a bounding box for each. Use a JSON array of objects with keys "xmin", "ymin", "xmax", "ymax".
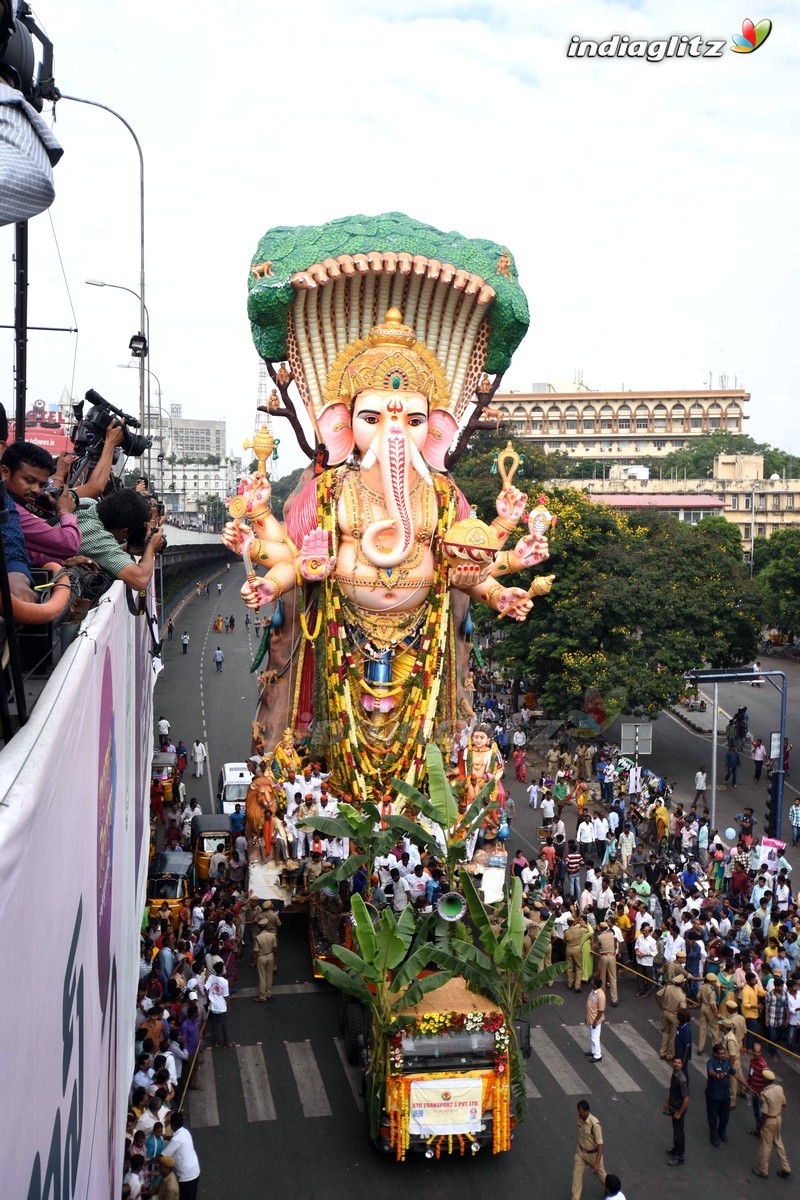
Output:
[
  {"xmin": 147, "ymin": 849, "xmax": 194, "ymax": 930},
  {"xmin": 151, "ymin": 751, "xmax": 178, "ymax": 805},
  {"xmin": 190, "ymin": 813, "xmax": 232, "ymax": 881}
]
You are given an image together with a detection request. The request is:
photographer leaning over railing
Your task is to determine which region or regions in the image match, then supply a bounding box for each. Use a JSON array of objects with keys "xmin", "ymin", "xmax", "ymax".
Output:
[{"xmin": 76, "ymin": 489, "xmax": 164, "ymax": 591}]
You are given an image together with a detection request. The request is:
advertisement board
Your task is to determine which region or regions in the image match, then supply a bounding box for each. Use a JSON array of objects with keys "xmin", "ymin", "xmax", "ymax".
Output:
[
  {"xmin": 408, "ymin": 1077, "xmax": 484, "ymax": 1136},
  {"xmin": 0, "ymin": 583, "xmax": 154, "ymax": 1199}
]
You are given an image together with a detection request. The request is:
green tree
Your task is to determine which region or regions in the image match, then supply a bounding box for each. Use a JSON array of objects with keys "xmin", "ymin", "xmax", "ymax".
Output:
[
  {"xmin": 466, "ymin": 489, "xmax": 762, "ymax": 721},
  {"xmin": 269, "ymin": 465, "xmax": 305, "ymax": 520},
  {"xmin": 646, "ymin": 433, "xmax": 798, "ymax": 481},
  {"xmin": 696, "ymin": 515, "xmax": 743, "ymax": 558},
  {"xmin": 756, "ymin": 533, "xmax": 800, "ymax": 633}
]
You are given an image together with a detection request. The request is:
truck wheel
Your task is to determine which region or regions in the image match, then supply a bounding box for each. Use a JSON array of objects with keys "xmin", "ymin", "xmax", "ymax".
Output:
[{"xmin": 344, "ymin": 1004, "xmax": 365, "ymax": 1063}]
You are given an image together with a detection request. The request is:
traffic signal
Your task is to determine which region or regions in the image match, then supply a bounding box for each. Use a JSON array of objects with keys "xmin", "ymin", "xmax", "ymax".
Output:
[{"xmin": 765, "ymin": 769, "xmax": 778, "ymax": 838}]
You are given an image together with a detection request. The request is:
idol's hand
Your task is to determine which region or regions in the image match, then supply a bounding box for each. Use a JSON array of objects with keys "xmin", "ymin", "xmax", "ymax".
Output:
[
  {"xmin": 495, "ymin": 586, "xmax": 534, "ymax": 622},
  {"xmin": 241, "ymin": 577, "xmax": 277, "ymax": 608},
  {"xmin": 511, "ymin": 531, "xmax": 550, "ymax": 570},
  {"xmin": 450, "ymin": 561, "xmax": 494, "ymax": 588},
  {"xmin": 495, "ymin": 485, "xmax": 528, "ymax": 524},
  {"xmin": 222, "ymin": 519, "xmax": 248, "ymax": 553},
  {"xmin": 299, "ymin": 528, "xmax": 336, "ymax": 582}
]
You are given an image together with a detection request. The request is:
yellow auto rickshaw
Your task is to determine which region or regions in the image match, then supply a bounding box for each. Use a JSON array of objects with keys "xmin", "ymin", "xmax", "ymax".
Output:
[
  {"xmin": 147, "ymin": 849, "xmax": 193, "ymax": 930},
  {"xmin": 151, "ymin": 750, "xmax": 178, "ymax": 805},
  {"xmin": 190, "ymin": 813, "xmax": 232, "ymax": 881}
]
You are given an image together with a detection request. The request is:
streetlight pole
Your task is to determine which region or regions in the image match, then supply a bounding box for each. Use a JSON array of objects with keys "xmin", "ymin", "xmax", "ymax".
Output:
[
  {"xmin": 64, "ymin": 95, "xmax": 146, "ymax": 439},
  {"xmin": 86, "ymin": 278, "xmax": 151, "ymax": 475},
  {"xmin": 116, "ymin": 362, "xmax": 168, "ymax": 486}
]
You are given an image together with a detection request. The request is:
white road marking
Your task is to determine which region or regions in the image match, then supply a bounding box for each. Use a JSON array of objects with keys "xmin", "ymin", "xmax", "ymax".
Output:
[
  {"xmin": 285, "ymin": 1041, "xmax": 332, "ymax": 1117},
  {"xmin": 565, "ymin": 1025, "xmax": 640, "ymax": 1092},
  {"xmin": 236, "ymin": 1044, "xmax": 277, "ymax": 1122},
  {"xmin": 184, "ymin": 1050, "xmax": 220, "ymax": 1127},
  {"xmin": 607, "ymin": 1022, "xmax": 671, "ymax": 1085},
  {"xmin": 531, "ymin": 1026, "xmax": 589, "ymax": 1095}
]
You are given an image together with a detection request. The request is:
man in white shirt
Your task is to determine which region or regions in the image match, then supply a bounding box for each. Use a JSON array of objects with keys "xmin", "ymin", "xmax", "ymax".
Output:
[
  {"xmin": 206, "ymin": 964, "xmax": 231, "ymax": 1048},
  {"xmin": 191, "ymin": 739, "xmax": 207, "ymax": 778},
  {"xmin": 527, "ymin": 781, "xmax": 540, "ymax": 809},
  {"xmin": 540, "ymin": 793, "xmax": 556, "ymax": 827},
  {"xmin": 163, "ymin": 1112, "xmax": 201, "ymax": 1198},
  {"xmin": 593, "ymin": 813, "xmax": 609, "ymax": 858},
  {"xmin": 157, "ymin": 715, "xmax": 171, "ymax": 747},
  {"xmin": 635, "ymin": 923, "xmax": 657, "ymax": 995},
  {"xmin": 405, "ymin": 864, "xmax": 430, "ymax": 908},
  {"xmin": 281, "ymin": 772, "xmax": 301, "ymax": 812},
  {"xmin": 375, "ymin": 852, "xmax": 398, "ymax": 889},
  {"xmin": 389, "ymin": 868, "xmax": 412, "ymax": 912},
  {"xmin": 618, "ymin": 826, "xmax": 636, "ymax": 872},
  {"xmin": 694, "ymin": 768, "xmax": 707, "ymax": 802}
]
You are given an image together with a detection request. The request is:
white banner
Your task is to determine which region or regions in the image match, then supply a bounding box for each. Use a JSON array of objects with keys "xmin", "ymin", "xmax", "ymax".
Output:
[
  {"xmin": 408, "ymin": 1076, "xmax": 483, "ymax": 1136},
  {"xmin": 0, "ymin": 584, "xmax": 154, "ymax": 1200}
]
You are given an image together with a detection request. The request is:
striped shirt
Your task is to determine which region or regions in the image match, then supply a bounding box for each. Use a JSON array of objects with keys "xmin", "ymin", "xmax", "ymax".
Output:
[
  {"xmin": 566, "ymin": 852, "xmax": 583, "ymax": 876},
  {"xmin": 75, "ymin": 498, "xmax": 133, "ymax": 577}
]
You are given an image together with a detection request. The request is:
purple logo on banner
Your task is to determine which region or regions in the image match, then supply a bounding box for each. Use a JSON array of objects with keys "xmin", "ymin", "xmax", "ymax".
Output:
[{"xmin": 97, "ymin": 648, "xmax": 116, "ymax": 1014}]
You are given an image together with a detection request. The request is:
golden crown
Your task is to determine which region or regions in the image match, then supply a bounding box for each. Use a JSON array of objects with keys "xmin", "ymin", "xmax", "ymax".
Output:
[{"xmin": 322, "ymin": 308, "xmax": 450, "ymax": 411}]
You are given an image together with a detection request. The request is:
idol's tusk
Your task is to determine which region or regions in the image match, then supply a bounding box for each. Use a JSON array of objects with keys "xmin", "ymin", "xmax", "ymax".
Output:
[
  {"xmin": 410, "ymin": 444, "xmax": 434, "ymax": 484},
  {"xmin": 361, "ymin": 436, "xmax": 380, "ymax": 472}
]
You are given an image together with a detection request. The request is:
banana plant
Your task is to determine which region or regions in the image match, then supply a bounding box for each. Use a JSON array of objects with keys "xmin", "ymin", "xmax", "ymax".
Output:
[
  {"xmin": 297, "ymin": 799, "xmax": 440, "ymax": 897},
  {"xmin": 315, "ymin": 893, "xmax": 452, "ymax": 1138},
  {"xmin": 432, "ymin": 869, "xmax": 567, "ymax": 1123},
  {"xmin": 392, "ymin": 742, "xmax": 498, "ymax": 891}
]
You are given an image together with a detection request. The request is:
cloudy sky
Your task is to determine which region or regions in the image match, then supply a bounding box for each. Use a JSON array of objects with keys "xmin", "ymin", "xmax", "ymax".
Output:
[{"xmin": 1, "ymin": 1, "xmax": 797, "ymax": 478}]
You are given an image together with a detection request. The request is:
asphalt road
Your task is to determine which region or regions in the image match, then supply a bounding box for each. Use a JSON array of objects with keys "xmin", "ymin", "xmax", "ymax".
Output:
[{"xmin": 152, "ymin": 571, "xmax": 800, "ymax": 1198}]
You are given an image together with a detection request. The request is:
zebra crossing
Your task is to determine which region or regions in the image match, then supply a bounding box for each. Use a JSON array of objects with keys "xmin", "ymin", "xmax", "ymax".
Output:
[{"xmin": 184, "ymin": 1020, "xmax": 697, "ymax": 1129}]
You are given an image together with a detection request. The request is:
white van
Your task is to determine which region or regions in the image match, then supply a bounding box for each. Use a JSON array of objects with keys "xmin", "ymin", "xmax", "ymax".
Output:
[{"xmin": 215, "ymin": 762, "xmax": 251, "ymax": 815}]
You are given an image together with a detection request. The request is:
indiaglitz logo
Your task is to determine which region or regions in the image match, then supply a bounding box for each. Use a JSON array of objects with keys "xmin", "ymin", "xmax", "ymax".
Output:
[
  {"xmin": 730, "ymin": 17, "xmax": 772, "ymax": 52},
  {"xmin": 441, "ymin": 1091, "xmax": 452, "ymax": 1101}
]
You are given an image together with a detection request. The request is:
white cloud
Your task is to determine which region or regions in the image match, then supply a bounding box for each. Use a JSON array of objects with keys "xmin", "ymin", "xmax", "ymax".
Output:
[{"xmin": 2, "ymin": 0, "xmax": 798, "ymax": 478}]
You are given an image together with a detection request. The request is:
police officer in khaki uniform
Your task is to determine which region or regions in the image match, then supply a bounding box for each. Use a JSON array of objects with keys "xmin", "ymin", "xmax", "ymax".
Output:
[
  {"xmin": 720, "ymin": 1016, "xmax": 744, "ymax": 1109},
  {"xmin": 565, "ymin": 916, "xmax": 587, "ymax": 993},
  {"xmin": 253, "ymin": 918, "xmax": 278, "ymax": 1001},
  {"xmin": 656, "ymin": 977, "xmax": 686, "ymax": 1059},
  {"xmin": 724, "ymin": 996, "xmax": 747, "ymax": 1054},
  {"xmin": 664, "ymin": 949, "xmax": 688, "ymax": 984},
  {"xmin": 753, "ymin": 1070, "xmax": 791, "ymax": 1179},
  {"xmin": 572, "ymin": 1100, "xmax": 606, "ymax": 1200},
  {"xmin": 697, "ymin": 973, "xmax": 720, "ymax": 1054},
  {"xmin": 533, "ymin": 902, "xmax": 554, "ymax": 969},
  {"xmin": 595, "ymin": 922, "xmax": 619, "ymax": 1006}
]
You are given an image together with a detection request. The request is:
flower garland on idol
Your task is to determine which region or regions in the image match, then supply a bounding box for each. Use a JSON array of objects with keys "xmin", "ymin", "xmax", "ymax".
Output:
[{"xmin": 317, "ymin": 468, "xmax": 458, "ymax": 803}]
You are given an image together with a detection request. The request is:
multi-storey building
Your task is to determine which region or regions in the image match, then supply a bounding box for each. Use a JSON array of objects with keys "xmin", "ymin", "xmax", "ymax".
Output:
[
  {"xmin": 494, "ymin": 385, "xmax": 749, "ymax": 459},
  {"xmin": 558, "ymin": 455, "xmax": 797, "ymax": 563},
  {"xmin": 169, "ymin": 417, "xmax": 227, "ymax": 460}
]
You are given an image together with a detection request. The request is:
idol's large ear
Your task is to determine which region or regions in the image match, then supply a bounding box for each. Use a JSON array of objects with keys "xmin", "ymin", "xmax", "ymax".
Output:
[
  {"xmin": 318, "ymin": 403, "xmax": 355, "ymax": 464},
  {"xmin": 422, "ymin": 409, "xmax": 459, "ymax": 470}
]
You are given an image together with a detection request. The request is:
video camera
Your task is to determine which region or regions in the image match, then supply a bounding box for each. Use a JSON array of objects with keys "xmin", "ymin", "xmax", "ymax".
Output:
[
  {"xmin": 71, "ymin": 388, "xmax": 151, "ymax": 461},
  {"xmin": 0, "ymin": 2, "xmax": 58, "ymax": 109}
]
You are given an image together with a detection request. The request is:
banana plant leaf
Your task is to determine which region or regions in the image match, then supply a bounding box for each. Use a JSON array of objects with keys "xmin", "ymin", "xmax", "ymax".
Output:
[
  {"xmin": 332, "ymin": 943, "xmax": 381, "ymax": 985},
  {"xmin": 296, "ymin": 815, "xmax": 355, "ymax": 839},
  {"xmin": 309, "ymin": 853, "xmax": 368, "ymax": 889},
  {"xmin": 350, "ymin": 893, "xmax": 377, "ymax": 965},
  {"xmin": 458, "ymin": 868, "xmax": 500, "ymax": 956},
  {"xmin": 389, "ymin": 942, "xmax": 448, "ymax": 992},
  {"xmin": 398, "ymin": 971, "xmax": 453, "ymax": 1010},
  {"xmin": 373, "ymin": 905, "xmax": 415, "ymax": 973},
  {"xmin": 315, "ymin": 958, "xmax": 372, "ymax": 1005}
]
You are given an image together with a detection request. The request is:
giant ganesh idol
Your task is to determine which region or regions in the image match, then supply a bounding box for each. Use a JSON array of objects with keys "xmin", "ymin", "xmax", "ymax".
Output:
[{"xmin": 224, "ymin": 213, "xmax": 555, "ymax": 804}]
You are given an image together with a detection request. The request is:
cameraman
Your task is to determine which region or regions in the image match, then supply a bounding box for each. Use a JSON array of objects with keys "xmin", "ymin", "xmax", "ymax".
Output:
[
  {"xmin": 72, "ymin": 420, "xmax": 126, "ymax": 498},
  {"xmin": 75, "ymin": 489, "xmax": 164, "ymax": 590},
  {"xmin": 0, "ymin": 437, "xmax": 80, "ymax": 602}
]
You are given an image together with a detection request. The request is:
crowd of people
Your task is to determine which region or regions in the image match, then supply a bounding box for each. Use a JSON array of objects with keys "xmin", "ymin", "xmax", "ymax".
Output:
[
  {"xmin": 0, "ymin": 410, "xmax": 165, "ymax": 620},
  {"xmin": 502, "ymin": 728, "xmax": 797, "ymax": 1184}
]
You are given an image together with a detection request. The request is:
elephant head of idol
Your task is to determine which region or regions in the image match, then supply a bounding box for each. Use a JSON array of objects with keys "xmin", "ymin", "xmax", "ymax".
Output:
[{"xmin": 322, "ymin": 309, "xmax": 453, "ymax": 568}]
